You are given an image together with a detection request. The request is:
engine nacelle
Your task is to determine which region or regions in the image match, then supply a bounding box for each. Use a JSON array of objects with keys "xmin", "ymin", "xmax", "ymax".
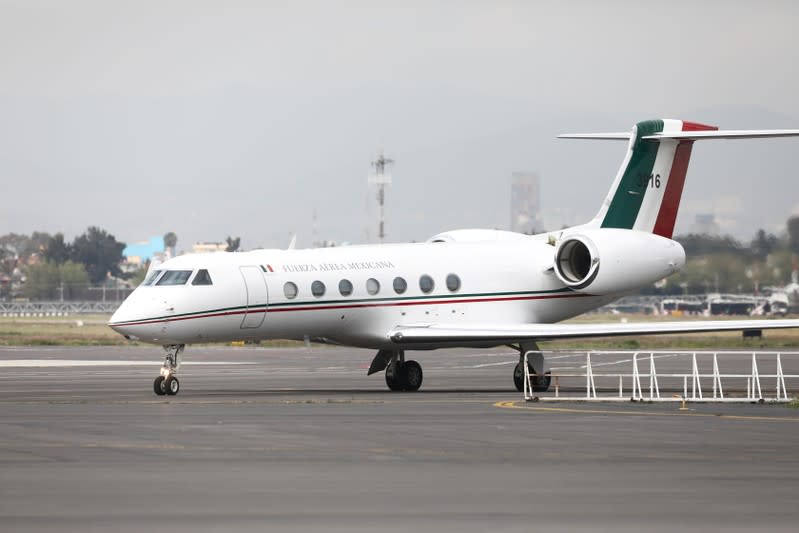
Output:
[{"xmin": 553, "ymin": 228, "xmax": 685, "ymax": 294}]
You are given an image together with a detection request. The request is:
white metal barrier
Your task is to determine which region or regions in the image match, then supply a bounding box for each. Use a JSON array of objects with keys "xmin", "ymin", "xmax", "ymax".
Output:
[{"xmin": 523, "ymin": 350, "xmax": 799, "ymax": 403}]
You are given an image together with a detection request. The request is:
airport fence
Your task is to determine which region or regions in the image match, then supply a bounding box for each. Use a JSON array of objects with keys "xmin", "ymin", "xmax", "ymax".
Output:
[
  {"xmin": 524, "ymin": 350, "xmax": 799, "ymax": 403},
  {"xmin": 0, "ymin": 301, "xmax": 119, "ymax": 316}
]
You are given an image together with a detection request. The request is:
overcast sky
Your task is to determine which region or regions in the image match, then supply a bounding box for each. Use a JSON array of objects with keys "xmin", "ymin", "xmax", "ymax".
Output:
[{"xmin": 2, "ymin": 0, "xmax": 798, "ymax": 251}]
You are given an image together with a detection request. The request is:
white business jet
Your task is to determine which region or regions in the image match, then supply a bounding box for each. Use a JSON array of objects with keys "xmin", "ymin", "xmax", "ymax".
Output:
[{"xmin": 109, "ymin": 119, "xmax": 799, "ymax": 396}]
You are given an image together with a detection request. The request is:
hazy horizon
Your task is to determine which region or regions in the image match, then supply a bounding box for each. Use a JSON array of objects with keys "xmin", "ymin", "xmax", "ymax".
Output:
[{"xmin": 3, "ymin": 0, "xmax": 798, "ymax": 251}]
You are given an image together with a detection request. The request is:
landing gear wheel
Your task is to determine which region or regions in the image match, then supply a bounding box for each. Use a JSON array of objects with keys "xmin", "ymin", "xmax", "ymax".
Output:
[
  {"xmin": 153, "ymin": 376, "xmax": 166, "ymax": 396},
  {"xmin": 513, "ymin": 362, "xmax": 524, "ymax": 392},
  {"xmin": 402, "ymin": 360, "xmax": 423, "ymax": 392},
  {"xmin": 165, "ymin": 375, "xmax": 180, "ymax": 396},
  {"xmin": 531, "ymin": 372, "xmax": 551, "ymax": 393},
  {"xmin": 385, "ymin": 361, "xmax": 405, "ymax": 391},
  {"xmin": 513, "ymin": 363, "xmax": 551, "ymax": 392}
]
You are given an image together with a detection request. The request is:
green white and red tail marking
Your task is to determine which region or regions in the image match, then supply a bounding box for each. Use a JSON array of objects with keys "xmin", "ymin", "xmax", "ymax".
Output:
[
  {"xmin": 560, "ymin": 119, "xmax": 799, "ymax": 238},
  {"xmin": 592, "ymin": 119, "xmax": 717, "ymax": 238}
]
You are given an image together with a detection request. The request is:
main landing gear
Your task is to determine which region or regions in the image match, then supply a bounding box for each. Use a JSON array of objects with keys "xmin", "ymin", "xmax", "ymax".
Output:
[
  {"xmin": 513, "ymin": 342, "xmax": 551, "ymax": 393},
  {"xmin": 368, "ymin": 349, "xmax": 423, "ymax": 392},
  {"xmin": 153, "ymin": 344, "xmax": 184, "ymax": 396}
]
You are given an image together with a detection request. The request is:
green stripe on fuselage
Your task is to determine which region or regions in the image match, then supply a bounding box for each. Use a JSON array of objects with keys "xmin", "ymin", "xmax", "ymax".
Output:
[{"xmin": 601, "ymin": 119, "xmax": 663, "ymax": 229}]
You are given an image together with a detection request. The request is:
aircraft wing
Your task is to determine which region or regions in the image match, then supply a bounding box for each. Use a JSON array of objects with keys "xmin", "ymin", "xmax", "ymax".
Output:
[{"xmin": 388, "ymin": 319, "xmax": 799, "ymax": 345}]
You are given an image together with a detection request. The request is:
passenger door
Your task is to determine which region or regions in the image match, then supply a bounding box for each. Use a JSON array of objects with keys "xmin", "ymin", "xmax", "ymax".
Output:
[{"xmin": 239, "ymin": 266, "xmax": 268, "ymax": 329}]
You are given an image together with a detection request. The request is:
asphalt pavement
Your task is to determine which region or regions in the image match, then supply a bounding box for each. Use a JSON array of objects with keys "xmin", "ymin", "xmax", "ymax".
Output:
[{"xmin": 1, "ymin": 345, "xmax": 798, "ymax": 532}]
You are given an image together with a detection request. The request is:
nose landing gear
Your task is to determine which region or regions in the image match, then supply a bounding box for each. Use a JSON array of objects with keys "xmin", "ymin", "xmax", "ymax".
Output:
[{"xmin": 154, "ymin": 344, "xmax": 184, "ymax": 396}]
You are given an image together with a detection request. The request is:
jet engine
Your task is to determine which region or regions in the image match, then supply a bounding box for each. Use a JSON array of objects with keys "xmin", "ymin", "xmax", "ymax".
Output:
[{"xmin": 553, "ymin": 228, "xmax": 685, "ymax": 294}]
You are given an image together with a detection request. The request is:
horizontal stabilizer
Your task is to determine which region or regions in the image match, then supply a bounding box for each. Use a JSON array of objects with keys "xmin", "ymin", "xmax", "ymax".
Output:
[
  {"xmin": 559, "ymin": 130, "xmax": 799, "ymax": 141},
  {"xmin": 643, "ymin": 129, "xmax": 799, "ymax": 140},
  {"xmin": 389, "ymin": 319, "xmax": 799, "ymax": 345},
  {"xmin": 557, "ymin": 133, "xmax": 631, "ymax": 140}
]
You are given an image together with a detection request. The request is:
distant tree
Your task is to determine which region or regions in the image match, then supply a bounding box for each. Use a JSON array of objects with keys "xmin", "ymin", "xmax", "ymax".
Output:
[
  {"xmin": 44, "ymin": 233, "xmax": 72, "ymax": 265},
  {"xmin": 0, "ymin": 232, "xmax": 51, "ymax": 261},
  {"xmin": 23, "ymin": 261, "xmax": 89, "ymax": 300},
  {"xmin": 0, "ymin": 248, "xmax": 15, "ymax": 299},
  {"xmin": 58, "ymin": 261, "xmax": 90, "ymax": 299},
  {"xmin": 225, "ymin": 236, "xmax": 241, "ymax": 252},
  {"xmin": 129, "ymin": 262, "xmax": 149, "ymax": 287},
  {"xmin": 750, "ymin": 229, "xmax": 780, "ymax": 261},
  {"xmin": 29, "ymin": 231, "xmax": 52, "ymax": 255},
  {"xmin": 788, "ymin": 216, "xmax": 799, "ymax": 256},
  {"xmin": 0, "ymin": 246, "xmax": 10, "ymax": 269},
  {"xmin": 163, "ymin": 232, "xmax": 177, "ymax": 256},
  {"xmin": 675, "ymin": 234, "xmax": 744, "ymax": 257},
  {"xmin": 23, "ymin": 262, "xmax": 60, "ymax": 299},
  {"xmin": 70, "ymin": 227, "xmax": 126, "ymax": 283}
]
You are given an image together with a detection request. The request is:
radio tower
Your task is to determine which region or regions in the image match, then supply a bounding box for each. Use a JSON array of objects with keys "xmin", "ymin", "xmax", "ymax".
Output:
[{"xmin": 369, "ymin": 151, "xmax": 394, "ymax": 244}]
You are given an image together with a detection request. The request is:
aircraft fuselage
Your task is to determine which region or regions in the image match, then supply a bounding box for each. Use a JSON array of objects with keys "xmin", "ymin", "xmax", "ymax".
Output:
[{"xmin": 109, "ymin": 238, "xmax": 619, "ymax": 349}]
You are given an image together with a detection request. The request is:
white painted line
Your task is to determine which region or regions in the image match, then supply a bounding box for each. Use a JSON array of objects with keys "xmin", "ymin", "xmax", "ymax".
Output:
[
  {"xmin": 0, "ymin": 360, "xmax": 253, "ymax": 368},
  {"xmin": 465, "ymin": 361, "xmax": 517, "ymax": 369}
]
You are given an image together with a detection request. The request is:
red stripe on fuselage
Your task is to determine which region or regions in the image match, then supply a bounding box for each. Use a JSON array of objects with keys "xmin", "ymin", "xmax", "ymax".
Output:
[{"xmin": 110, "ymin": 292, "xmax": 594, "ymax": 328}]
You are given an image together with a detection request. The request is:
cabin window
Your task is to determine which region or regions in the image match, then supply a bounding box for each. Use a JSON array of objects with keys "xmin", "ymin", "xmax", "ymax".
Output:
[
  {"xmin": 284, "ymin": 281, "xmax": 298, "ymax": 299},
  {"xmin": 366, "ymin": 278, "xmax": 380, "ymax": 295},
  {"xmin": 419, "ymin": 274, "xmax": 434, "ymax": 294},
  {"xmin": 142, "ymin": 270, "xmax": 162, "ymax": 286},
  {"xmin": 393, "ymin": 277, "xmax": 407, "ymax": 294},
  {"xmin": 192, "ymin": 269, "xmax": 213, "ymax": 286},
  {"xmin": 446, "ymin": 273, "xmax": 461, "ymax": 292},
  {"xmin": 339, "ymin": 279, "xmax": 353, "ymax": 296},
  {"xmin": 156, "ymin": 270, "xmax": 193, "ymax": 286},
  {"xmin": 311, "ymin": 280, "xmax": 326, "ymax": 297}
]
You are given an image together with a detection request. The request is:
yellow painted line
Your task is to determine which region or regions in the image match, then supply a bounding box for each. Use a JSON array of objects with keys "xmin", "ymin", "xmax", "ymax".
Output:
[{"xmin": 493, "ymin": 401, "xmax": 799, "ymax": 422}]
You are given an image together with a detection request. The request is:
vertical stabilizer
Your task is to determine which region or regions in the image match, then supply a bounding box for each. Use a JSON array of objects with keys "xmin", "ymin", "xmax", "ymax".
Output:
[{"xmin": 589, "ymin": 119, "xmax": 717, "ymax": 238}]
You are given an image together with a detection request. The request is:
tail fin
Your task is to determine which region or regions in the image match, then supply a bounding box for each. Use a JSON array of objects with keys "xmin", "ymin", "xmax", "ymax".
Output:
[{"xmin": 559, "ymin": 119, "xmax": 799, "ymax": 238}]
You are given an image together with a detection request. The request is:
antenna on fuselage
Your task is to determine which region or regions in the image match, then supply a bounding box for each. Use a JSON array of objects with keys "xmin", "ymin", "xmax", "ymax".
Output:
[{"xmin": 369, "ymin": 151, "xmax": 394, "ymax": 244}]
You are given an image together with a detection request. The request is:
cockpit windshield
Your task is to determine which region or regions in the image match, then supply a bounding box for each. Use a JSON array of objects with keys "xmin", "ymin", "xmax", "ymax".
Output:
[
  {"xmin": 156, "ymin": 270, "xmax": 193, "ymax": 286},
  {"xmin": 141, "ymin": 270, "xmax": 162, "ymax": 286}
]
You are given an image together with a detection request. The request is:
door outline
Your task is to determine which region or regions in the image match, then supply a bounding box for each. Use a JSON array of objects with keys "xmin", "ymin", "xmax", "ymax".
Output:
[{"xmin": 239, "ymin": 266, "xmax": 268, "ymax": 329}]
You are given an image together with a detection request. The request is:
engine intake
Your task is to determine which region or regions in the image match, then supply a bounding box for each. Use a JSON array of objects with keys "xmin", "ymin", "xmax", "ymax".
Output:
[{"xmin": 555, "ymin": 238, "xmax": 599, "ymax": 288}]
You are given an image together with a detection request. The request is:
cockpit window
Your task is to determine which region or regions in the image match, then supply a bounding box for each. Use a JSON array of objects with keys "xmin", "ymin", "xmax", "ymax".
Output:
[
  {"xmin": 156, "ymin": 270, "xmax": 193, "ymax": 286},
  {"xmin": 192, "ymin": 269, "xmax": 213, "ymax": 286},
  {"xmin": 142, "ymin": 270, "xmax": 162, "ymax": 286}
]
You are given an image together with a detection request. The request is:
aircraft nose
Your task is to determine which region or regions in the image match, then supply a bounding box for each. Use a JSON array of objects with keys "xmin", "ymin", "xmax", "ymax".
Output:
[
  {"xmin": 108, "ymin": 289, "xmax": 171, "ymax": 343},
  {"xmin": 108, "ymin": 299, "xmax": 136, "ymax": 338}
]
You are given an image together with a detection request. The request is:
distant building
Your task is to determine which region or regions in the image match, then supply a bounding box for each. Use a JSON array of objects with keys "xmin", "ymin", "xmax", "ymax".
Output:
[
  {"xmin": 510, "ymin": 172, "xmax": 542, "ymax": 234},
  {"xmin": 692, "ymin": 213, "xmax": 720, "ymax": 235},
  {"xmin": 192, "ymin": 242, "xmax": 227, "ymax": 254},
  {"xmin": 123, "ymin": 236, "xmax": 165, "ymax": 265}
]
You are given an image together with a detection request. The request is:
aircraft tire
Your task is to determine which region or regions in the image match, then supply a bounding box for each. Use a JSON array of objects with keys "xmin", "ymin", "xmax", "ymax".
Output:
[
  {"xmin": 385, "ymin": 361, "xmax": 405, "ymax": 391},
  {"xmin": 402, "ymin": 360, "xmax": 423, "ymax": 392},
  {"xmin": 531, "ymin": 372, "xmax": 552, "ymax": 393},
  {"xmin": 513, "ymin": 362, "xmax": 524, "ymax": 392},
  {"xmin": 165, "ymin": 376, "xmax": 180, "ymax": 396},
  {"xmin": 153, "ymin": 376, "xmax": 167, "ymax": 396},
  {"xmin": 513, "ymin": 363, "xmax": 551, "ymax": 392}
]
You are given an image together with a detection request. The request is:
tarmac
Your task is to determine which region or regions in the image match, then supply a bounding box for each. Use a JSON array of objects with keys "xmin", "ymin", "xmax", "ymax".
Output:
[{"xmin": 1, "ymin": 345, "xmax": 799, "ymax": 532}]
